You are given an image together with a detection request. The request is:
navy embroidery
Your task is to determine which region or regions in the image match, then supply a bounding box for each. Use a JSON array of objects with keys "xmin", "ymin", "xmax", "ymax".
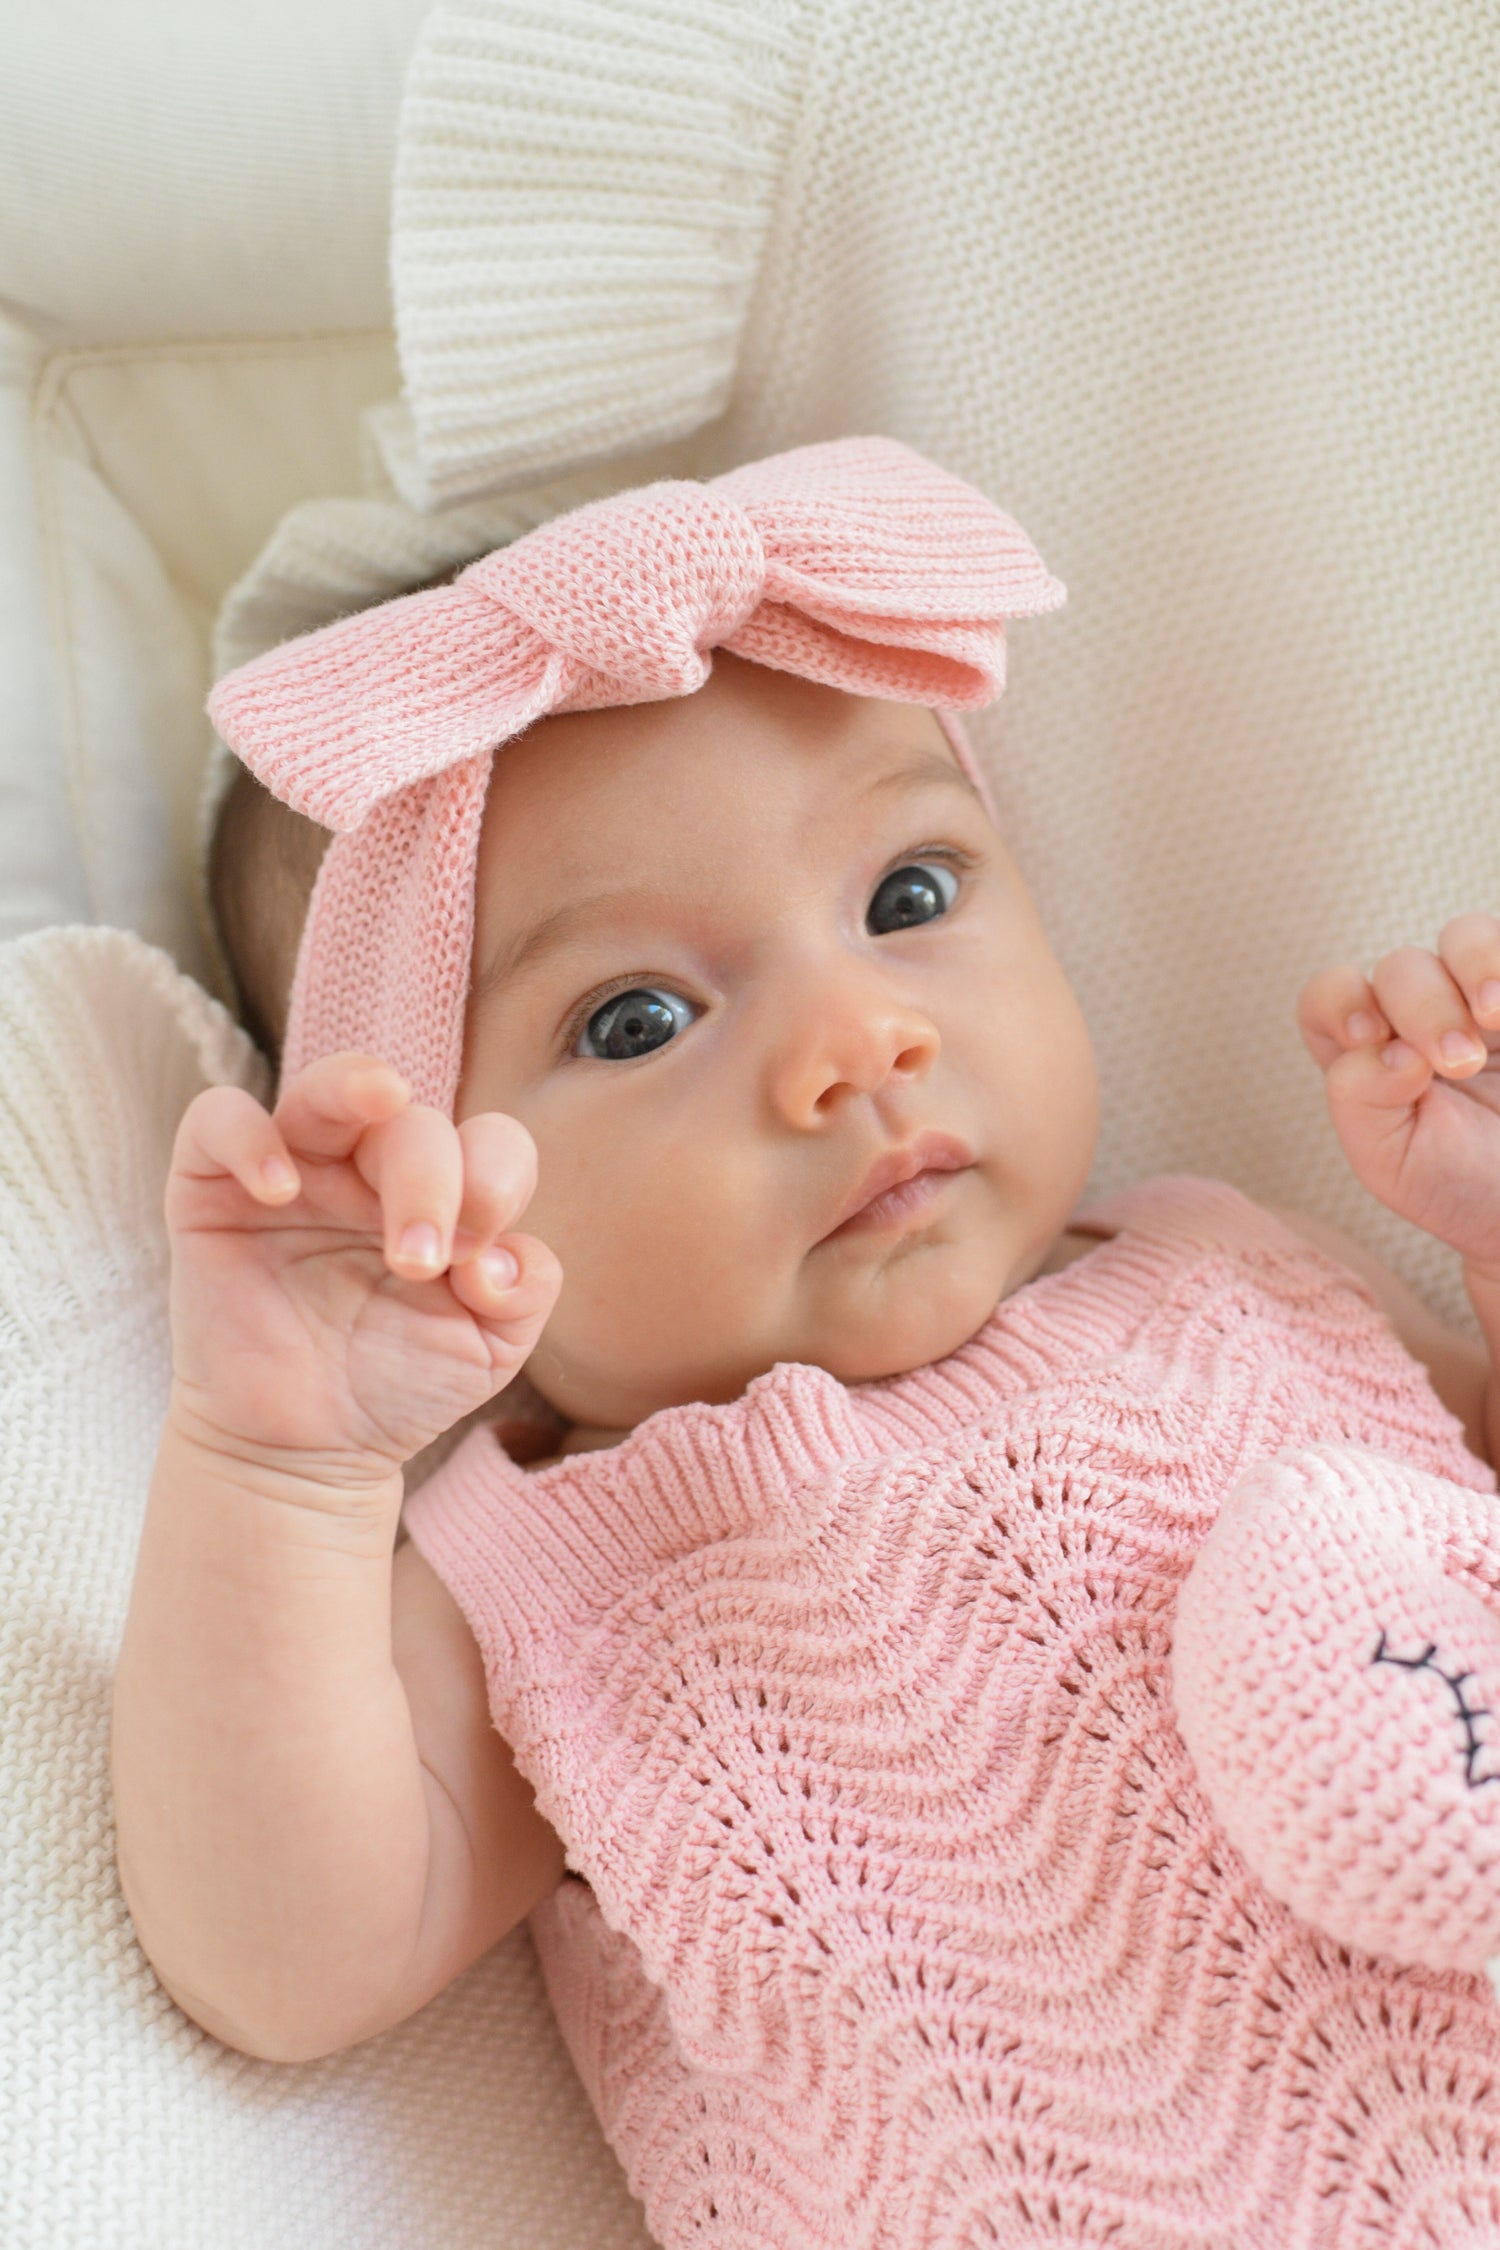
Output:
[{"xmin": 1371, "ymin": 1631, "xmax": 1500, "ymax": 1788}]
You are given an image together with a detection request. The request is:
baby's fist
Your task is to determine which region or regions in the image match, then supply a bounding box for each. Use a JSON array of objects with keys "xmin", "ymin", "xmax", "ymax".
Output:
[
  {"xmin": 1298, "ymin": 916, "xmax": 1500, "ymax": 1271},
  {"xmin": 166, "ymin": 1054, "xmax": 563, "ymax": 1481}
]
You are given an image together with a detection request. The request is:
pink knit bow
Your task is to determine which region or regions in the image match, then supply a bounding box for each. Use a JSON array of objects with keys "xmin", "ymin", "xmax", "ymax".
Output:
[
  {"xmin": 207, "ymin": 437, "xmax": 1064, "ymax": 1108},
  {"xmin": 210, "ymin": 438, "xmax": 1061, "ymax": 834}
]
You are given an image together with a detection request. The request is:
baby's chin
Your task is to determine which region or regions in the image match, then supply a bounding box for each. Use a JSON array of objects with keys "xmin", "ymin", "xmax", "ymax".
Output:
[
  {"xmin": 527, "ymin": 1243, "xmax": 1020, "ymax": 1433},
  {"xmin": 805, "ymin": 1299, "xmax": 1000, "ymax": 1390},
  {"xmin": 800, "ymin": 1235, "xmax": 1019, "ymax": 1387}
]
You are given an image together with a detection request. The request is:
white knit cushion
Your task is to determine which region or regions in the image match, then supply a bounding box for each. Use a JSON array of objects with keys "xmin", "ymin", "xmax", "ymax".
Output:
[
  {"xmin": 0, "ymin": 322, "xmax": 402, "ymax": 981},
  {"xmin": 344, "ymin": 0, "xmax": 1500, "ymax": 1331},
  {"xmin": 0, "ymin": 925, "xmax": 655, "ymax": 2250},
  {"xmin": 0, "ymin": 0, "xmax": 429, "ymax": 342},
  {"xmin": 0, "ymin": 0, "xmax": 428, "ymax": 971}
]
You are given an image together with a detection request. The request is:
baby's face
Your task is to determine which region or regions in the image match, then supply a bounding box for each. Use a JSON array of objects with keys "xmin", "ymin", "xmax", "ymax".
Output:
[{"xmin": 457, "ymin": 654, "xmax": 1098, "ymax": 1431}]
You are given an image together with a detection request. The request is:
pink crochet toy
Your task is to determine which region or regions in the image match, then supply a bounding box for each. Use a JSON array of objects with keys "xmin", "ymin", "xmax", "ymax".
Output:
[
  {"xmin": 180, "ymin": 436, "xmax": 1500, "ymax": 2243},
  {"xmin": 1176, "ymin": 1443, "xmax": 1500, "ymax": 1976}
]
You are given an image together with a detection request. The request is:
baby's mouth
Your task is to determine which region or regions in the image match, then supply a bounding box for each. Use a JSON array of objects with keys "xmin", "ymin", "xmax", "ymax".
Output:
[{"xmin": 817, "ymin": 1133, "xmax": 975, "ymax": 1243}]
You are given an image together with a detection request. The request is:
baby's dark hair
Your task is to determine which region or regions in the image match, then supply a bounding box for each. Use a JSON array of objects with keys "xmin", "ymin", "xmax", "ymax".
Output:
[{"xmin": 207, "ymin": 768, "xmax": 330, "ymax": 1066}]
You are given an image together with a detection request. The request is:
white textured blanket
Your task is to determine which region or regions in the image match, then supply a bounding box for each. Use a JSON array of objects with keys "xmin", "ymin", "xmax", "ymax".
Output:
[{"xmin": 0, "ymin": 925, "xmax": 653, "ymax": 2250}]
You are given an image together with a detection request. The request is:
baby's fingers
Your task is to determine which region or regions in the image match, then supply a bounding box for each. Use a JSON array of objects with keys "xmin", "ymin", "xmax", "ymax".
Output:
[
  {"xmin": 171, "ymin": 1084, "xmax": 303, "ymax": 1208},
  {"xmin": 354, "ymin": 1105, "xmax": 465, "ymax": 1279},
  {"xmin": 1438, "ymin": 913, "xmax": 1500, "ymax": 1036},
  {"xmin": 450, "ymin": 1112, "xmax": 540, "ymax": 1264},
  {"xmin": 1370, "ymin": 946, "xmax": 1489, "ymax": 1078},
  {"xmin": 272, "ymin": 1052, "xmax": 411, "ymax": 1159},
  {"xmin": 448, "ymin": 1231, "xmax": 563, "ymax": 1349},
  {"xmin": 1296, "ymin": 965, "xmax": 1389, "ymax": 1071}
]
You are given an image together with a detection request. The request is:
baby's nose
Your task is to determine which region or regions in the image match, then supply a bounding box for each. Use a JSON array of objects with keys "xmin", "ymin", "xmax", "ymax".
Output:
[{"xmin": 766, "ymin": 963, "xmax": 941, "ymax": 1127}]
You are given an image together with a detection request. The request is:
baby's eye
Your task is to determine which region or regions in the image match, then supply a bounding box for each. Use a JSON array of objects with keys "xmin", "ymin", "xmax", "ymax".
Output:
[
  {"xmin": 575, "ymin": 987, "xmax": 695, "ymax": 1061},
  {"xmin": 866, "ymin": 862, "xmax": 959, "ymax": 936}
]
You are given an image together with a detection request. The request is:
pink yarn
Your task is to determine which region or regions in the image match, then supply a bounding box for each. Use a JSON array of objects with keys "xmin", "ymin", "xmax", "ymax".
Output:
[
  {"xmin": 404, "ymin": 1179, "xmax": 1500, "ymax": 2248},
  {"xmin": 206, "ymin": 438, "xmax": 1063, "ymax": 1107},
  {"xmin": 1175, "ymin": 1444, "xmax": 1500, "ymax": 1972}
]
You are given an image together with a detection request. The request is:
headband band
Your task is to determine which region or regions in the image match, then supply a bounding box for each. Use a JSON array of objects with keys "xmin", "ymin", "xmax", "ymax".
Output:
[{"xmin": 209, "ymin": 437, "xmax": 1063, "ymax": 1109}]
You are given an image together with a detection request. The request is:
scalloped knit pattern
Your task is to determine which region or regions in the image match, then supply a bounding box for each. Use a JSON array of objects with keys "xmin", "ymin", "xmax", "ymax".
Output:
[{"xmin": 406, "ymin": 1180, "xmax": 1500, "ymax": 2249}]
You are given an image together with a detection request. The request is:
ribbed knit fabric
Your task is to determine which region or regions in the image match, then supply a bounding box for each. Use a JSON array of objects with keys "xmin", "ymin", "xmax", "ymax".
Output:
[
  {"xmin": 382, "ymin": 0, "xmax": 817, "ymax": 508},
  {"xmin": 405, "ymin": 1180, "xmax": 1500, "ymax": 2249}
]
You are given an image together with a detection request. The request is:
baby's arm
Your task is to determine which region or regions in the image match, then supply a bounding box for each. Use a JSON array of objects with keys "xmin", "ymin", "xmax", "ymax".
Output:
[
  {"xmin": 1299, "ymin": 914, "xmax": 1500, "ymax": 1466},
  {"xmin": 111, "ymin": 1056, "xmax": 564, "ymax": 2062}
]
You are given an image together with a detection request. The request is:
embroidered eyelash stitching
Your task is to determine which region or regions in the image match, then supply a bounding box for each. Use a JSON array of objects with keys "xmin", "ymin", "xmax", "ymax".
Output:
[{"xmin": 1370, "ymin": 1630, "xmax": 1500, "ymax": 1788}]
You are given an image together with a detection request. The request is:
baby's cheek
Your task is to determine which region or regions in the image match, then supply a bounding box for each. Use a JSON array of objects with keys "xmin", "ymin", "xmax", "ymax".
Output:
[{"xmin": 539, "ymin": 1154, "xmax": 761, "ymax": 1344}]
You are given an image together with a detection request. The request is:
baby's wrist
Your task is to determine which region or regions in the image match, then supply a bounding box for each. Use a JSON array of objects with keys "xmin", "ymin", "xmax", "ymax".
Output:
[{"xmin": 161, "ymin": 1389, "xmax": 405, "ymax": 1528}]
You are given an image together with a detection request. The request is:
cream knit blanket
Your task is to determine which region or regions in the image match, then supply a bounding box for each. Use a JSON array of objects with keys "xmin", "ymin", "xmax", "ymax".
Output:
[{"xmin": 0, "ymin": 926, "xmax": 652, "ymax": 2249}]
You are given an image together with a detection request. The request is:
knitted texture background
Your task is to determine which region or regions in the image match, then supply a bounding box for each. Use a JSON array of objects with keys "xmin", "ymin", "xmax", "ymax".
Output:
[
  {"xmin": 0, "ymin": 926, "xmax": 653, "ymax": 2250},
  {"xmin": 208, "ymin": 436, "xmax": 1059, "ymax": 1107},
  {"xmin": 406, "ymin": 1181, "xmax": 1500, "ymax": 2248},
  {"xmin": 215, "ymin": 0, "xmax": 1500, "ymax": 1327}
]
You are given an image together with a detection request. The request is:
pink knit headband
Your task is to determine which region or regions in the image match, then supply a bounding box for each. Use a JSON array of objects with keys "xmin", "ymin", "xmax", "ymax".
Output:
[{"xmin": 208, "ymin": 437, "xmax": 1064, "ymax": 1110}]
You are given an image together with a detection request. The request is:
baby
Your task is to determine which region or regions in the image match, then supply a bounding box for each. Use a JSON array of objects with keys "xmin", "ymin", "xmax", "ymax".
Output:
[{"xmin": 113, "ymin": 441, "xmax": 1500, "ymax": 2247}]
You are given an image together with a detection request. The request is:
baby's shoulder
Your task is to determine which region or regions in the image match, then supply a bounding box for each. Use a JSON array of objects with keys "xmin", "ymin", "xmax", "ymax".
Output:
[{"xmin": 1071, "ymin": 1173, "xmax": 1314, "ymax": 1262}]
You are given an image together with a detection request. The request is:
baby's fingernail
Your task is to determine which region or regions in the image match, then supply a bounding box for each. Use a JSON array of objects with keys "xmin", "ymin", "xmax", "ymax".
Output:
[
  {"xmin": 479, "ymin": 1247, "xmax": 520, "ymax": 1292},
  {"xmin": 1440, "ymin": 1031, "xmax": 1485, "ymax": 1067},
  {"xmin": 1346, "ymin": 1011, "xmax": 1379, "ymax": 1043},
  {"xmin": 396, "ymin": 1221, "xmax": 442, "ymax": 1270},
  {"xmin": 1381, "ymin": 1039, "xmax": 1419, "ymax": 1070},
  {"xmin": 261, "ymin": 1158, "xmax": 298, "ymax": 1197},
  {"xmin": 1479, "ymin": 981, "xmax": 1500, "ymax": 1020}
]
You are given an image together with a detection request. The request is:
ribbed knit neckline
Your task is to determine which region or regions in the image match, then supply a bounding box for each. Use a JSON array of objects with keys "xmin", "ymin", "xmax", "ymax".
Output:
[{"xmin": 459, "ymin": 1181, "xmax": 1212, "ymax": 1541}]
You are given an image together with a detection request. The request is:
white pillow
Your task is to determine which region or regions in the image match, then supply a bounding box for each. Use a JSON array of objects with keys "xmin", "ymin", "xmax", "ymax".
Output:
[{"xmin": 0, "ymin": 925, "xmax": 655, "ymax": 2250}]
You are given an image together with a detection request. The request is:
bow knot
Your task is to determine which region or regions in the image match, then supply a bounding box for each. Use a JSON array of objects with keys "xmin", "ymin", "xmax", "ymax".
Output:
[
  {"xmin": 209, "ymin": 438, "xmax": 1064, "ymax": 836},
  {"xmin": 479, "ymin": 481, "xmax": 767, "ymax": 710}
]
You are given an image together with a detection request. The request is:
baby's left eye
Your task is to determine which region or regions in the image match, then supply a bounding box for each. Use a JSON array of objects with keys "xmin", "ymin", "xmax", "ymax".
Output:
[
  {"xmin": 574, "ymin": 986, "xmax": 695, "ymax": 1060},
  {"xmin": 866, "ymin": 862, "xmax": 959, "ymax": 935}
]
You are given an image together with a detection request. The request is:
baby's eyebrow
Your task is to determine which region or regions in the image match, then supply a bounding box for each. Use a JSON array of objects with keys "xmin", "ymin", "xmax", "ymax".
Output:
[
  {"xmin": 861, "ymin": 749, "xmax": 981, "ymax": 803},
  {"xmin": 474, "ymin": 885, "xmax": 666, "ymax": 1004}
]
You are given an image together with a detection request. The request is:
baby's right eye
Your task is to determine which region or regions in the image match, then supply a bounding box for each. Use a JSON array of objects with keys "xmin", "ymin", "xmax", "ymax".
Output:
[{"xmin": 575, "ymin": 987, "xmax": 695, "ymax": 1061}]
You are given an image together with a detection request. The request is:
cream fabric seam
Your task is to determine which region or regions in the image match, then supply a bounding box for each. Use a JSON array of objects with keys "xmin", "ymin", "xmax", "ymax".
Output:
[{"xmin": 27, "ymin": 328, "xmax": 395, "ymax": 922}]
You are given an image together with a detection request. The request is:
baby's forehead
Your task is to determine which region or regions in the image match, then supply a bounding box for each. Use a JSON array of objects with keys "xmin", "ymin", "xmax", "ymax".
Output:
[
  {"xmin": 482, "ymin": 684, "xmax": 965, "ymax": 876},
  {"xmin": 470, "ymin": 674, "xmax": 976, "ymax": 979}
]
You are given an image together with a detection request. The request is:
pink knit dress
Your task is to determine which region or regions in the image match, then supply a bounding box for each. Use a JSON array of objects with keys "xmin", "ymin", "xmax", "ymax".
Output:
[{"xmin": 404, "ymin": 1180, "xmax": 1500, "ymax": 2248}]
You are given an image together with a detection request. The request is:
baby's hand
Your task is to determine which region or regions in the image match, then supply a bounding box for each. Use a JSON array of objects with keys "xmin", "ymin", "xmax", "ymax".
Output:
[
  {"xmin": 1298, "ymin": 916, "xmax": 1500, "ymax": 1272},
  {"xmin": 164, "ymin": 1053, "xmax": 562, "ymax": 1488}
]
